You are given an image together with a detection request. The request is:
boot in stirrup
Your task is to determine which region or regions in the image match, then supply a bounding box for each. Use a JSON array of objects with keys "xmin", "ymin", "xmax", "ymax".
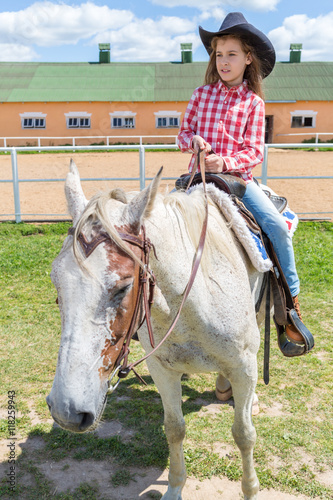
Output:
[
  {"xmin": 285, "ymin": 295, "xmax": 304, "ymax": 343},
  {"xmin": 276, "ymin": 294, "xmax": 314, "ymax": 357}
]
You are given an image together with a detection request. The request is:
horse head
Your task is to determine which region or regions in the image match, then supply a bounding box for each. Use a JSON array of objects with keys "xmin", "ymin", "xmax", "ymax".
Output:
[{"xmin": 46, "ymin": 160, "xmax": 162, "ymax": 432}]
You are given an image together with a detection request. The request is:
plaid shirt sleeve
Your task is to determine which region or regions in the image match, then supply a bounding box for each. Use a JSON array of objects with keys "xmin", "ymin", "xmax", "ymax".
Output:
[{"xmin": 177, "ymin": 89, "xmax": 198, "ymax": 153}]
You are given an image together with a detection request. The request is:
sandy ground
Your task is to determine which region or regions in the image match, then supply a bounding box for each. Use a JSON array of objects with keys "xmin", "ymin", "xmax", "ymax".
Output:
[
  {"xmin": 0, "ymin": 149, "xmax": 332, "ymax": 220},
  {"xmin": 0, "ymin": 402, "xmax": 331, "ymax": 499}
]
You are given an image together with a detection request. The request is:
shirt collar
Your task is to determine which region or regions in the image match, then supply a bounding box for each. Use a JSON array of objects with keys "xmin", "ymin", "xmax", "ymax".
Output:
[{"xmin": 216, "ymin": 79, "xmax": 249, "ymax": 97}]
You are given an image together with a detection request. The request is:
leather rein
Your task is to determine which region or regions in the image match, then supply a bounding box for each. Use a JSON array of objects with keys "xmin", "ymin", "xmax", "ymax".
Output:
[{"xmin": 69, "ymin": 150, "xmax": 208, "ymax": 393}]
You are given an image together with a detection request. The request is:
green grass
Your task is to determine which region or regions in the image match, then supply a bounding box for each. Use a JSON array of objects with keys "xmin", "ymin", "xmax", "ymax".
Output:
[{"xmin": 0, "ymin": 221, "xmax": 332, "ymax": 499}]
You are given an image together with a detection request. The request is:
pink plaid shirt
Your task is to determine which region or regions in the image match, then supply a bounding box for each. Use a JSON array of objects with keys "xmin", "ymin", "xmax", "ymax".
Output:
[{"xmin": 177, "ymin": 80, "xmax": 265, "ymax": 183}]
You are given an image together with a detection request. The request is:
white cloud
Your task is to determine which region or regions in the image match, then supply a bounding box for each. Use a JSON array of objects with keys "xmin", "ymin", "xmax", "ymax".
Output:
[
  {"xmin": 92, "ymin": 17, "xmax": 199, "ymax": 62},
  {"xmin": 150, "ymin": 0, "xmax": 279, "ymax": 12},
  {"xmin": 0, "ymin": 1, "xmax": 134, "ymax": 46},
  {"xmin": 199, "ymin": 7, "xmax": 226, "ymax": 23},
  {"xmin": 268, "ymin": 12, "xmax": 333, "ymax": 61},
  {"xmin": 0, "ymin": 44, "xmax": 39, "ymax": 62},
  {"xmin": 0, "ymin": 1, "xmax": 199, "ymax": 62}
]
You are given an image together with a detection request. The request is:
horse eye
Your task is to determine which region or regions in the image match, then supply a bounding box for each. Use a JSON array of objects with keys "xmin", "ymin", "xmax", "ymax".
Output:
[{"xmin": 112, "ymin": 284, "xmax": 131, "ymax": 302}]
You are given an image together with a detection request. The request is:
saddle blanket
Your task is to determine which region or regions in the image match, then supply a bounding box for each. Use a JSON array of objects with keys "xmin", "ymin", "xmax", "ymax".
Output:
[{"xmin": 189, "ymin": 183, "xmax": 298, "ymax": 273}]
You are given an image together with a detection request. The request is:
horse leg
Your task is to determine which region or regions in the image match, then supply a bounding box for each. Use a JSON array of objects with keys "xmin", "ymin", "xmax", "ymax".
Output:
[
  {"xmin": 147, "ymin": 359, "xmax": 186, "ymax": 500},
  {"xmin": 216, "ymin": 373, "xmax": 260, "ymax": 416},
  {"xmin": 215, "ymin": 373, "xmax": 232, "ymax": 401},
  {"xmin": 229, "ymin": 362, "xmax": 259, "ymax": 500}
]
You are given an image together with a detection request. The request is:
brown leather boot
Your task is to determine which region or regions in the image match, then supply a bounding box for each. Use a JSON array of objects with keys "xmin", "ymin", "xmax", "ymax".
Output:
[{"xmin": 285, "ymin": 295, "xmax": 305, "ymax": 343}]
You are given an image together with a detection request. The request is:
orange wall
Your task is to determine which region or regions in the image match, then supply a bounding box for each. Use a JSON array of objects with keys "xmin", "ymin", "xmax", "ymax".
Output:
[
  {"xmin": 1, "ymin": 101, "xmax": 187, "ymax": 146},
  {"xmin": 265, "ymin": 101, "xmax": 333, "ymax": 143},
  {"xmin": 1, "ymin": 100, "xmax": 332, "ymax": 146}
]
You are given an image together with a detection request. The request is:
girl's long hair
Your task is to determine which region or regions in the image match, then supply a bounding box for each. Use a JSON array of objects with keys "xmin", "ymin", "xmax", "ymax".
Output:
[{"xmin": 204, "ymin": 34, "xmax": 264, "ymax": 99}]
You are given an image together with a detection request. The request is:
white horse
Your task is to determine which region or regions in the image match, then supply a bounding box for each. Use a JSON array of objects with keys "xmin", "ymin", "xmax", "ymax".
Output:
[{"xmin": 47, "ymin": 160, "xmax": 269, "ymax": 500}]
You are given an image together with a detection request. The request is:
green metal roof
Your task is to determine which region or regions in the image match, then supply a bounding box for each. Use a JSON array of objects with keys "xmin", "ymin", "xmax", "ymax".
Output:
[
  {"xmin": 264, "ymin": 62, "xmax": 333, "ymax": 101},
  {"xmin": 0, "ymin": 61, "xmax": 332, "ymax": 103}
]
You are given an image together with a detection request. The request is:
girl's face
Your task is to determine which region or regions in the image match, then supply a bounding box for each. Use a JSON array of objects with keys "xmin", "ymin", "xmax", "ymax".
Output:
[{"xmin": 215, "ymin": 37, "xmax": 252, "ymax": 88}]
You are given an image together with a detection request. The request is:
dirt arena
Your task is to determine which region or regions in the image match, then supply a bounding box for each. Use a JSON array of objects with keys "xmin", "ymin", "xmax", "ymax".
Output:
[{"xmin": 0, "ymin": 149, "xmax": 332, "ymax": 220}]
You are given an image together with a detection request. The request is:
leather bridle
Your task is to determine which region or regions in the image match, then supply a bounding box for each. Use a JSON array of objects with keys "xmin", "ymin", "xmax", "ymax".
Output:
[{"xmin": 68, "ymin": 150, "xmax": 208, "ymax": 394}]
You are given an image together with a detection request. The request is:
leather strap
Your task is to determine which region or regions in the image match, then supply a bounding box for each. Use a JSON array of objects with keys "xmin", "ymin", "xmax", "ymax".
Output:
[
  {"xmin": 121, "ymin": 150, "xmax": 209, "ymax": 377},
  {"xmin": 68, "ymin": 152, "xmax": 210, "ymax": 386},
  {"xmin": 263, "ymin": 271, "xmax": 271, "ymax": 385}
]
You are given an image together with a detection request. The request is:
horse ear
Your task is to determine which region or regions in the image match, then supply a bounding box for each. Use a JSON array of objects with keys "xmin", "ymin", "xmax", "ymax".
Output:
[
  {"xmin": 65, "ymin": 159, "xmax": 88, "ymax": 226},
  {"xmin": 127, "ymin": 167, "xmax": 163, "ymax": 231}
]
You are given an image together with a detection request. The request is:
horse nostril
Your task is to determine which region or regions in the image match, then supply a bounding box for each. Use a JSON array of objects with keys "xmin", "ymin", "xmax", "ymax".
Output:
[{"xmin": 78, "ymin": 412, "xmax": 95, "ymax": 431}]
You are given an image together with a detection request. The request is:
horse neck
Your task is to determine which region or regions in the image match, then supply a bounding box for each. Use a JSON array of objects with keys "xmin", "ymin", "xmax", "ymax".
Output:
[{"xmin": 145, "ymin": 194, "xmax": 263, "ymax": 307}]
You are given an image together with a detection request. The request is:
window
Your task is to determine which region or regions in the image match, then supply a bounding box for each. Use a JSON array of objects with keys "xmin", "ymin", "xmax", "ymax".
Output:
[
  {"xmin": 20, "ymin": 113, "xmax": 46, "ymax": 129},
  {"xmin": 112, "ymin": 117, "xmax": 135, "ymax": 128},
  {"xmin": 290, "ymin": 110, "xmax": 317, "ymax": 128},
  {"xmin": 110, "ymin": 112, "xmax": 136, "ymax": 129},
  {"xmin": 65, "ymin": 112, "xmax": 91, "ymax": 129},
  {"xmin": 155, "ymin": 111, "xmax": 181, "ymax": 129},
  {"xmin": 67, "ymin": 117, "xmax": 90, "ymax": 128},
  {"xmin": 157, "ymin": 117, "xmax": 179, "ymax": 128}
]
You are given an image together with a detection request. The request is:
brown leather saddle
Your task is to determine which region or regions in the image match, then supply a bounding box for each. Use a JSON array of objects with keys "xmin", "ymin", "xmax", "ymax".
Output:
[
  {"xmin": 176, "ymin": 172, "xmax": 287, "ymax": 214},
  {"xmin": 175, "ymin": 172, "xmax": 314, "ymax": 367}
]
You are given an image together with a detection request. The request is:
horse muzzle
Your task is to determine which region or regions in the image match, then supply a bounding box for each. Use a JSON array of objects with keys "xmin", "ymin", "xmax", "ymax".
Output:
[{"xmin": 46, "ymin": 391, "xmax": 106, "ymax": 433}]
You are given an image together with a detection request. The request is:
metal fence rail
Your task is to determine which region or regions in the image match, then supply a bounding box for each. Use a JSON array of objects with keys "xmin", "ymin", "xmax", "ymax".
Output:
[
  {"xmin": 1, "ymin": 143, "xmax": 332, "ymax": 223},
  {"xmin": 1, "ymin": 135, "xmax": 178, "ymax": 149}
]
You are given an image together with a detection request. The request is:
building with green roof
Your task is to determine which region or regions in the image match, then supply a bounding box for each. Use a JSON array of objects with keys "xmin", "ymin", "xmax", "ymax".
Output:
[{"xmin": 1, "ymin": 44, "xmax": 332, "ymax": 146}]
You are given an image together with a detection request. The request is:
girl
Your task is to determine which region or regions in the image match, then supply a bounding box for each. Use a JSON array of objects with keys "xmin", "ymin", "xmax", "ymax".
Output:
[{"xmin": 177, "ymin": 12, "xmax": 310, "ymax": 346}]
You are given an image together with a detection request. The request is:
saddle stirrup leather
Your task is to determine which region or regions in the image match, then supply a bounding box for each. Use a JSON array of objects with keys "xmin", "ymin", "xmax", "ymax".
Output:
[{"xmin": 265, "ymin": 238, "xmax": 314, "ymax": 357}]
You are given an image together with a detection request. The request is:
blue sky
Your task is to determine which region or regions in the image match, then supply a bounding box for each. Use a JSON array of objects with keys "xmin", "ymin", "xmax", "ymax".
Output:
[{"xmin": 1, "ymin": 0, "xmax": 333, "ymax": 63}]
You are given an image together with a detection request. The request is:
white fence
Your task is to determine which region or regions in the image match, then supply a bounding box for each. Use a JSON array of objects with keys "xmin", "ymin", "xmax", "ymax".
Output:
[
  {"xmin": 1, "ymin": 143, "xmax": 332, "ymax": 223},
  {"xmin": 0, "ymin": 135, "xmax": 178, "ymax": 149},
  {"xmin": 276, "ymin": 132, "xmax": 333, "ymax": 143}
]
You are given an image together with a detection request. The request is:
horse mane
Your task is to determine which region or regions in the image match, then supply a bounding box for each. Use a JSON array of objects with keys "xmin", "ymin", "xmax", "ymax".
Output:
[
  {"xmin": 72, "ymin": 186, "xmax": 237, "ymax": 274},
  {"xmin": 163, "ymin": 189, "xmax": 237, "ymax": 272},
  {"xmin": 73, "ymin": 188, "xmax": 145, "ymax": 270}
]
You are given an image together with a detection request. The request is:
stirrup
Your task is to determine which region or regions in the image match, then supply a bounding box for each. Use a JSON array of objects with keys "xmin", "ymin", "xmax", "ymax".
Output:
[{"xmin": 274, "ymin": 310, "xmax": 314, "ymax": 357}]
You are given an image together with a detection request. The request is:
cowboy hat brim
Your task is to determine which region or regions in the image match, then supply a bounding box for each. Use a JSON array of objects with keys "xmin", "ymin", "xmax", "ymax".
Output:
[{"xmin": 199, "ymin": 19, "xmax": 275, "ymax": 78}]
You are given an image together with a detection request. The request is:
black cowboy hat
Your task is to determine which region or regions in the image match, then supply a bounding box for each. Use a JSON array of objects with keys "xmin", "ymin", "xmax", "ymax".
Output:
[{"xmin": 199, "ymin": 12, "xmax": 275, "ymax": 78}]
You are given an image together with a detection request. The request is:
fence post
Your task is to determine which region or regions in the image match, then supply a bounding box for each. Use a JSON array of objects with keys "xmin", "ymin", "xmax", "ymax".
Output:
[
  {"xmin": 11, "ymin": 148, "xmax": 22, "ymax": 223},
  {"xmin": 261, "ymin": 144, "xmax": 268, "ymax": 185},
  {"xmin": 139, "ymin": 146, "xmax": 146, "ymax": 191}
]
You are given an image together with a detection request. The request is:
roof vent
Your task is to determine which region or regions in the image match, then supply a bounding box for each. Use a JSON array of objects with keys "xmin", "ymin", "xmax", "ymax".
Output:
[
  {"xmin": 289, "ymin": 43, "xmax": 302, "ymax": 63},
  {"xmin": 99, "ymin": 43, "xmax": 110, "ymax": 64},
  {"xmin": 181, "ymin": 43, "xmax": 192, "ymax": 64}
]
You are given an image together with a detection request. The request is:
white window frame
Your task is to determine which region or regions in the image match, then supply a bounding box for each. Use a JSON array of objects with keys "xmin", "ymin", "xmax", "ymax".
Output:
[
  {"xmin": 65, "ymin": 112, "xmax": 91, "ymax": 129},
  {"xmin": 154, "ymin": 111, "xmax": 181, "ymax": 129},
  {"xmin": 20, "ymin": 112, "xmax": 46, "ymax": 129},
  {"xmin": 290, "ymin": 110, "xmax": 317, "ymax": 128},
  {"xmin": 110, "ymin": 111, "xmax": 136, "ymax": 129}
]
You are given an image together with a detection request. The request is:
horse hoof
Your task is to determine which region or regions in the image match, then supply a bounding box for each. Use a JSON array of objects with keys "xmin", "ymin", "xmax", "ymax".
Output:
[{"xmin": 215, "ymin": 386, "xmax": 232, "ymax": 401}]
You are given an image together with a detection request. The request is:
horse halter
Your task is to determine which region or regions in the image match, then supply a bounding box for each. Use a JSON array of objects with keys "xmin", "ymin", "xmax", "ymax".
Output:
[
  {"xmin": 68, "ymin": 224, "xmax": 157, "ymax": 386},
  {"xmin": 68, "ymin": 150, "xmax": 208, "ymax": 393}
]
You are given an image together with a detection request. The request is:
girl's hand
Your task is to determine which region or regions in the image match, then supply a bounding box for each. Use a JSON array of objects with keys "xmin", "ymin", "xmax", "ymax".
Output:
[
  {"xmin": 192, "ymin": 135, "xmax": 212, "ymax": 154},
  {"xmin": 205, "ymin": 154, "xmax": 224, "ymax": 173}
]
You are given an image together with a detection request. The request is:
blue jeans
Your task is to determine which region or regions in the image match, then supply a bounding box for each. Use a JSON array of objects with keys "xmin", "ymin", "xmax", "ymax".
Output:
[{"xmin": 242, "ymin": 181, "xmax": 300, "ymax": 297}]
